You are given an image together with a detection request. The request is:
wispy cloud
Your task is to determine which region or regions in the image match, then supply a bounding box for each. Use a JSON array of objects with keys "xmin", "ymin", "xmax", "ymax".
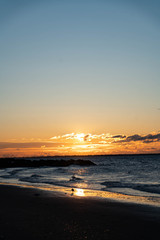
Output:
[
  {"xmin": 50, "ymin": 132, "xmax": 160, "ymax": 144},
  {"xmin": 50, "ymin": 133, "xmax": 114, "ymax": 143},
  {"xmin": 1, "ymin": 132, "xmax": 160, "ymax": 157}
]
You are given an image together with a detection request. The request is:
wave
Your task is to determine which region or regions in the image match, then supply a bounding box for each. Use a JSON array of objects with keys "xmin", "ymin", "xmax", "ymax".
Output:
[
  {"xmin": 69, "ymin": 175, "xmax": 83, "ymax": 182},
  {"xmin": 101, "ymin": 181, "xmax": 160, "ymax": 194}
]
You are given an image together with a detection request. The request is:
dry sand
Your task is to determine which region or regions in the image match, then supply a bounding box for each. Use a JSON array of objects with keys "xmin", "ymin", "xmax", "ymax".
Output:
[{"xmin": 0, "ymin": 185, "xmax": 160, "ymax": 240}]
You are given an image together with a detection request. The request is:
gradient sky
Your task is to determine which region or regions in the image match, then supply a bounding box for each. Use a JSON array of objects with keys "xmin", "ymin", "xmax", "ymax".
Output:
[{"xmin": 0, "ymin": 0, "xmax": 160, "ymax": 156}]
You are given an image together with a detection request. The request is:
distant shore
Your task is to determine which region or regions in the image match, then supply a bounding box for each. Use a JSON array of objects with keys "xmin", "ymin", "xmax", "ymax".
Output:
[{"xmin": 0, "ymin": 185, "xmax": 160, "ymax": 240}]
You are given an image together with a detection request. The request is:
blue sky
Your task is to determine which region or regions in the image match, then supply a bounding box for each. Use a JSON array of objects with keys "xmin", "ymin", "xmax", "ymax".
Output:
[{"xmin": 0, "ymin": 0, "xmax": 160, "ymax": 142}]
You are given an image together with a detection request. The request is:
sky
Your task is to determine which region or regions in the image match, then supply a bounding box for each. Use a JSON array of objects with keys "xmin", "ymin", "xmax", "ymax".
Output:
[{"xmin": 0, "ymin": 0, "xmax": 160, "ymax": 157}]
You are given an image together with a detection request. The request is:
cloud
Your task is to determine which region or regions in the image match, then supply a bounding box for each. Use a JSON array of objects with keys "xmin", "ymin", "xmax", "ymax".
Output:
[
  {"xmin": 50, "ymin": 132, "xmax": 160, "ymax": 145},
  {"xmin": 50, "ymin": 133, "xmax": 112, "ymax": 143},
  {"xmin": 112, "ymin": 135, "xmax": 126, "ymax": 139},
  {"xmin": 0, "ymin": 142, "xmax": 62, "ymax": 149},
  {"xmin": 118, "ymin": 133, "xmax": 160, "ymax": 143},
  {"xmin": 1, "ymin": 131, "xmax": 160, "ymax": 157},
  {"xmin": 84, "ymin": 134, "xmax": 90, "ymax": 141},
  {"xmin": 50, "ymin": 133, "xmax": 75, "ymax": 140}
]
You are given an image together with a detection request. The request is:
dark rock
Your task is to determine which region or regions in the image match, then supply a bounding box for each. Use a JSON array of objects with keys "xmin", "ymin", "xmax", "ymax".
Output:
[{"xmin": 0, "ymin": 158, "xmax": 96, "ymax": 169}]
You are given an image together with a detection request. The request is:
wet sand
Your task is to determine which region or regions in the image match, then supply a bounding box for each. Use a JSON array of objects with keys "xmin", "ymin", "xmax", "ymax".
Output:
[{"xmin": 0, "ymin": 185, "xmax": 160, "ymax": 240}]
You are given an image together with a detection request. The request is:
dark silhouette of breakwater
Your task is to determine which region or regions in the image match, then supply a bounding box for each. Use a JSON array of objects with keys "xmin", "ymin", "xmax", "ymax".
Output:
[{"xmin": 0, "ymin": 158, "xmax": 96, "ymax": 169}]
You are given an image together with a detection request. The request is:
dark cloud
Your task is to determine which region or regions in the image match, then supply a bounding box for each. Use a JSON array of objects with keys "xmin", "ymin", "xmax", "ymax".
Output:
[
  {"xmin": 0, "ymin": 142, "xmax": 61, "ymax": 149},
  {"xmin": 126, "ymin": 134, "xmax": 143, "ymax": 141},
  {"xmin": 112, "ymin": 135, "xmax": 126, "ymax": 139},
  {"xmin": 119, "ymin": 133, "xmax": 160, "ymax": 143},
  {"xmin": 84, "ymin": 134, "xmax": 90, "ymax": 141}
]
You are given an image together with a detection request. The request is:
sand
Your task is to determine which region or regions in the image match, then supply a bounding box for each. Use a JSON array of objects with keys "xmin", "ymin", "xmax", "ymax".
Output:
[{"xmin": 0, "ymin": 185, "xmax": 160, "ymax": 240}]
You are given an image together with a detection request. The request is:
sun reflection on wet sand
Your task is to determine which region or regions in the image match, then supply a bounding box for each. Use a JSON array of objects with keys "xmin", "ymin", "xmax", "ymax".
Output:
[
  {"xmin": 0, "ymin": 182, "xmax": 160, "ymax": 207},
  {"xmin": 75, "ymin": 188, "xmax": 85, "ymax": 197}
]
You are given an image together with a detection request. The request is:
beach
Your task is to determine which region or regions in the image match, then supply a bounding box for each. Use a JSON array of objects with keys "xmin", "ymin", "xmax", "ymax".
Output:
[
  {"xmin": 1, "ymin": 0, "xmax": 160, "ymax": 238},
  {"xmin": 0, "ymin": 185, "xmax": 160, "ymax": 240}
]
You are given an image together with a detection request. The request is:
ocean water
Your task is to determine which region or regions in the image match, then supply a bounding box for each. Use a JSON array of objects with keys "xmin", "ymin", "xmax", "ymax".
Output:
[{"xmin": 0, "ymin": 154, "xmax": 160, "ymax": 205}]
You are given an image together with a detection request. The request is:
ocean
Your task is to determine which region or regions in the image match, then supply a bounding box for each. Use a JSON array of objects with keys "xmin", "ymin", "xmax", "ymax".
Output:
[{"xmin": 0, "ymin": 154, "xmax": 160, "ymax": 206}]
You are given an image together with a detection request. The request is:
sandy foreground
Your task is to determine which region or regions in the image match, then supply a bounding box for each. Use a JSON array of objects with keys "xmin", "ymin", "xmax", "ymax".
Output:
[{"xmin": 0, "ymin": 185, "xmax": 160, "ymax": 240}]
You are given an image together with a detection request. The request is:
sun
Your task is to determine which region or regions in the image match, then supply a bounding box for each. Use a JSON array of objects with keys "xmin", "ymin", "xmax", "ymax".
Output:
[{"xmin": 75, "ymin": 133, "xmax": 85, "ymax": 142}]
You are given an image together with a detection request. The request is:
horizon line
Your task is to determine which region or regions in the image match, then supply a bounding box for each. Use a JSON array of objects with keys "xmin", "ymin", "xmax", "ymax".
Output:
[{"xmin": 0, "ymin": 152, "xmax": 160, "ymax": 159}]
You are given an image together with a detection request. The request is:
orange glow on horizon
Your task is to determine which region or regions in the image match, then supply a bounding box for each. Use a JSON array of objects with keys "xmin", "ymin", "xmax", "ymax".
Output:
[{"xmin": 0, "ymin": 132, "xmax": 160, "ymax": 158}]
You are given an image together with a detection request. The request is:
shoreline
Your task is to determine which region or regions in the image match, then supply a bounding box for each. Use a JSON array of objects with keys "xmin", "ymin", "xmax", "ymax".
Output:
[
  {"xmin": 0, "ymin": 181, "xmax": 160, "ymax": 208},
  {"xmin": 0, "ymin": 184, "xmax": 160, "ymax": 240}
]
